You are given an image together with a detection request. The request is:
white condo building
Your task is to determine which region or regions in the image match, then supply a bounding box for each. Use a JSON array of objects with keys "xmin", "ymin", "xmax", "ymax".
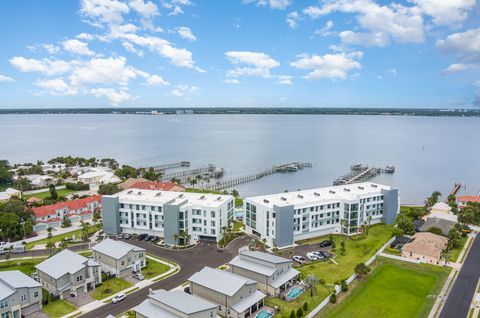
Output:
[
  {"xmin": 102, "ymin": 190, "xmax": 235, "ymax": 245},
  {"xmin": 243, "ymin": 182, "xmax": 399, "ymax": 247}
]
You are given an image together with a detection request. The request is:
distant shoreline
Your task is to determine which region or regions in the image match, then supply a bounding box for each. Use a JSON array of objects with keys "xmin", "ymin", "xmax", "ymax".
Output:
[{"xmin": 1, "ymin": 107, "xmax": 480, "ymax": 117}]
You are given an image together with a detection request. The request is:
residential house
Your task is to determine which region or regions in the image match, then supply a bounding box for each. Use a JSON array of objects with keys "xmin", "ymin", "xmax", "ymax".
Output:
[
  {"xmin": 188, "ymin": 267, "xmax": 266, "ymax": 318},
  {"xmin": 430, "ymin": 202, "xmax": 452, "ymax": 214},
  {"xmin": 92, "ymin": 238, "xmax": 146, "ymax": 278},
  {"xmin": 228, "ymin": 250, "xmax": 299, "ymax": 296},
  {"xmin": 36, "ymin": 249, "xmax": 102, "ymax": 299},
  {"xmin": 77, "ymin": 168, "xmax": 121, "ymax": 186},
  {"xmin": 32, "ymin": 195, "xmax": 101, "ymax": 231},
  {"xmin": 0, "ymin": 270, "xmax": 43, "ymax": 317},
  {"xmin": 133, "ymin": 289, "xmax": 220, "ymax": 318},
  {"xmin": 0, "ymin": 188, "xmax": 21, "ymax": 202},
  {"xmin": 401, "ymin": 232, "xmax": 448, "ymax": 265},
  {"xmin": 419, "ymin": 217, "xmax": 456, "ymax": 236},
  {"xmin": 117, "ymin": 178, "xmax": 149, "ymax": 190},
  {"xmin": 243, "ymin": 182, "xmax": 399, "ymax": 247},
  {"xmin": 23, "ymin": 174, "xmax": 57, "ymax": 188},
  {"xmin": 456, "ymin": 195, "xmax": 480, "ymax": 209}
]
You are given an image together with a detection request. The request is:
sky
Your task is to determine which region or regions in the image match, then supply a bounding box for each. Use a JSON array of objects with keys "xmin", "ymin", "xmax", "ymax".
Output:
[{"xmin": 0, "ymin": 0, "xmax": 479, "ymax": 109}]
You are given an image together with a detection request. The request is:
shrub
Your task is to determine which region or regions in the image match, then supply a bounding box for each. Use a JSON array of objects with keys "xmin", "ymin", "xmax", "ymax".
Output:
[
  {"xmin": 296, "ymin": 307, "xmax": 303, "ymax": 317},
  {"xmin": 341, "ymin": 280, "xmax": 348, "ymax": 292},
  {"xmin": 354, "ymin": 262, "xmax": 371, "ymax": 277},
  {"xmin": 330, "ymin": 293, "xmax": 337, "ymax": 303},
  {"xmin": 303, "ymin": 302, "xmax": 308, "ymax": 311},
  {"xmin": 319, "ymin": 278, "xmax": 326, "ymax": 285},
  {"xmin": 290, "ymin": 310, "xmax": 296, "ymax": 318},
  {"xmin": 65, "ymin": 182, "xmax": 89, "ymax": 190},
  {"xmin": 427, "ymin": 226, "xmax": 443, "ymax": 236}
]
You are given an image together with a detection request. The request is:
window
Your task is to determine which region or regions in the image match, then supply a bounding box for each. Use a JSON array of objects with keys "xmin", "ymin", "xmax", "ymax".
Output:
[
  {"xmin": 21, "ymin": 295, "xmax": 26, "ymax": 301},
  {"xmin": 211, "ymin": 211, "xmax": 215, "ymax": 218},
  {"xmin": 76, "ymin": 276, "xmax": 83, "ymax": 282},
  {"xmin": 34, "ymin": 291, "xmax": 39, "ymax": 298},
  {"xmin": 121, "ymin": 261, "xmax": 125, "ymax": 266}
]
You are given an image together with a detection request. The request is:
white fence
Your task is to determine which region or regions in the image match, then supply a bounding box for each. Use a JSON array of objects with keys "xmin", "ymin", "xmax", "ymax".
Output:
[
  {"xmin": 305, "ymin": 236, "xmax": 396, "ymax": 318},
  {"xmin": 378, "ymin": 252, "xmax": 421, "ymax": 264}
]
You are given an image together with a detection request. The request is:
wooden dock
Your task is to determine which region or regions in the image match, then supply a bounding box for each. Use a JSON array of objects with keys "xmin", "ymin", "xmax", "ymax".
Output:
[
  {"xmin": 200, "ymin": 161, "xmax": 312, "ymax": 190},
  {"xmin": 162, "ymin": 164, "xmax": 215, "ymax": 181},
  {"xmin": 151, "ymin": 161, "xmax": 190, "ymax": 172},
  {"xmin": 333, "ymin": 164, "xmax": 395, "ymax": 185}
]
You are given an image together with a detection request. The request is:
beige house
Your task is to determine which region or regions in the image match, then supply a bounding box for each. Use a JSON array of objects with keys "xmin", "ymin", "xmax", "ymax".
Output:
[
  {"xmin": 0, "ymin": 188, "xmax": 21, "ymax": 202},
  {"xmin": 188, "ymin": 267, "xmax": 266, "ymax": 318},
  {"xmin": 92, "ymin": 238, "xmax": 146, "ymax": 278},
  {"xmin": 228, "ymin": 250, "xmax": 299, "ymax": 296},
  {"xmin": 133, "ymin": 289, "xmax": 220, "ymax": 318},
  {"xmin": 430, "ymin": 202, "xmax": 452, "ymax": 215},
  {"xmin": 401, "ymin": 232, "xmax": 448, "ymax": 265},
  {"xmin": 36, "ymin": 249, "xmax": 102, "ymax": 299},
  {"xmin": 0, "ymin": 271, "xmax": 43, "ymax": 317}
]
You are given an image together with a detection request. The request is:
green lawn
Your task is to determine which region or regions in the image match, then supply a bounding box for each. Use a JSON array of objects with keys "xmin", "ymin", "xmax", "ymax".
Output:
[
  {"xmin": 42, "ymin": 300, "xmax": 77, "ymax": 318},
  {"xmin": 25, "ymin": 224, "xmax": 101, "ymax": 249},
  {"xmin": 233, "ymin": 220, "xmax": 244, "ymax": 233},
  {"xmin": 295, "ymin": 224, "xmax": 393, "ymax": 284},
  {"xmin": 450, "ymin": 236, "xmax": 468, "ymax": 263},
  {"xmin": 266, "ymin": 284, "xmax": 332, "ymax": 317},
  {"xmin": 323, "ymin": 258, "xmax": 451, "ymax": 318},
  {"xmin": 25, "ymin": 188, "xmax": 77, "ymax": 199},
  {"xmin": 0, "ymin": 258, "xmax": 45, "ymax": 275},
  {"xmin": 142, "ymin": 258, "xmax": 170, "ymax": 279},
  {"xmin": 91, "ymin": 278, "xmax": 133, "ymax": 300}
]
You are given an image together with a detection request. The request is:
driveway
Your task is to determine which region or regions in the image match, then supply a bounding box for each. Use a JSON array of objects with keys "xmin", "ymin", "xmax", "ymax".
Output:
[
  {"xmin": 67, "ymin": 292, "xmax": 95, "ymax": 307},
  {"xmin": 25, "ymin": 311, "xmax": 49, "ymax": 318},
  {"xmin": 78, "ymin": 235, "xmax": 251, "ymax": 318},
  {"xmin": 439, "ymin": 234, "xmax": 480, "ymax": 318}
]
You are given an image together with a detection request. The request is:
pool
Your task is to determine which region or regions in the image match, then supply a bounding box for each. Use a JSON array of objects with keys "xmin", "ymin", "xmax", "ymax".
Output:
[
  {"xmin": 256, "ymin": 309, "xmax": 273, "ymax": 318},
  {"xmin": 287, "ymin": 287, "xmax": 304, "ymax": 299}
]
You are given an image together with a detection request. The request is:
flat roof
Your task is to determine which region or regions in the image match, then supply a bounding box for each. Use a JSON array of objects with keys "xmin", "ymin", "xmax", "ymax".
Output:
[
  {"xmin": 246, "ymin": 182, "xmax": 394, "ymax": 208},
  {"xmin": 112, "ymin": 189, "xmax": 233, "ymax": 208}
]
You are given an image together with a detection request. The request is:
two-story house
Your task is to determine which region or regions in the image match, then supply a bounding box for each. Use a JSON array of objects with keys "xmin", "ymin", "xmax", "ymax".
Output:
[
  {"xmin": 228, "ymin": 250, "xmax": 299, "ymax": 296},
  {"xmin": 35, "ymin": 250, "xmax": 102, "ymax": 299},
  {"xmin": 188, "ymin": 267, "xmax": 266, "ymax": 318},
  {"xmin": 0, "ymin": 271, "xmax": 43, "ymax": 317},
  {"xmin": 92, "ymin": 238, "xmax": 146, "ymax": 278},
  {"xmin": 133, "ymin": 289, "xmax": 220, "ymax": 318}
]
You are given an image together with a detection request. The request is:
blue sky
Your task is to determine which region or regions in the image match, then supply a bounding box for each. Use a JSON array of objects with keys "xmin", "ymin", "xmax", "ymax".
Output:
[{"xmin": 0, "ymin": 0, "xmax": 478, "ymax": 108}]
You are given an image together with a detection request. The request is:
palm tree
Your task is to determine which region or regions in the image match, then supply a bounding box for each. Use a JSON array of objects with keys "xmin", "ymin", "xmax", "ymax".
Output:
[
  {"xmin": 59, "ymin": 239, "xmax": 68, "ymax": 251},
  {"xmin": 173, "ymin": 233, "xmax": 179, "ymax": 248},
  {"xmin": 304, "ymin": 274, "xmax": 320, "ymax": 297},
  {"xmin": 340, "ymin": 219, "xmax": 349, "ymax": 238},
  {"xmin": 262, "ymin": 238, "xmax": 267, "ymax": 250},
  {"xmin": 80, "ymin": 222, "xmax": 91, "ymax": 242},
  {"xmin": 367, "ymin": 215, "xmax": 372, "ymax": 236},
  {"xmin": 183, "ymin": 230, "xmax": 191, "ymax": 246},
  {"xmin": 440, "ymin": 249, "xmax": 450, "ymax": 267},
  {"xmin": 46, "ymin": 241, "xmax": 55, "ymax": 255},
  {"xmin": 47, "ymin": 227, "xmax": 53, "ymax": 240}
]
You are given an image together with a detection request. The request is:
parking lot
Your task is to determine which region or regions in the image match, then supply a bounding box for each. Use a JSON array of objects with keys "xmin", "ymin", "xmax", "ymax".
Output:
[{"xmin": 285, "ymin": 240, "xmax": 335, "ymax": 264}]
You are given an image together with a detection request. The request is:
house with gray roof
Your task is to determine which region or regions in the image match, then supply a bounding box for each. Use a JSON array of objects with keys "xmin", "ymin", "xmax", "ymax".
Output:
[
  {"xmin": 133, "ymin": 289, "xmax": 220, "ymax": 318},
  {"xmin": 92, "ymin": 238, "xmax": 146, "ymax": 278},
  {"xmin": 228, "ymin": 250, "xmax": 299, "ymax": 296},
  {"xmin": 188, "ymin": 267, "xmax": 266, "ymax": 318},
  {"xmin": 0, "ymin": 270, "xmax": 42, "ymax": 317},
  {"xmin": 36, "ymin": 249, "xmax": 102, "ymax": 299},
  {"xmin": 419, "ymin": 217, "xmax": 456, "ymax": 236}
]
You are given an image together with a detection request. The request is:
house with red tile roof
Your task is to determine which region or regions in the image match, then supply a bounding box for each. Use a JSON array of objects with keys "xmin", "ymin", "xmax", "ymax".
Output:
[
  {"xmin": 456, "ymin": 195, "xmax": 480, "ymax": 208},
  {"xmin": 129, "ymin": 181, "xmax": 186, "ymax": 192},
  {"xmin": 33, "ymin": 195, "xmax": 102, "ymax": 231}
]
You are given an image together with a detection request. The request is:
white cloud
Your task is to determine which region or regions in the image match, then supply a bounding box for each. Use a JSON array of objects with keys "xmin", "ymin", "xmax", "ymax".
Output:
[
  {"xmin": 80, "ymin": 0, "xmax": 130, "ymax": 26},
  {"xmin": 144, "ymin": 74, "xmax": 169, "ymax": 86},
  {"xmin": 290, "ymin": 51, "xmax": 363, "ymax": 80},
  {"xmin": 276, "ymin": 75, "xmax": 293, "ymax": 85},
  {"xmin": 10, "ymin": 57, "xmax": 72, "ymax": 75},
  {"xmin": 286, "ymin": 11, "xmax": 300, "ymax": 29},
  {"xmin": 35, "ymin": 78, "xmax": 78, "ymax": 95},
  {"xmin": 314, "ymin": 20, "xmax": 334, "ymax": 37},
  {"xmin": 442, "ymin": 63, "xmax": 477, "ymax": 74},
  {"xmin": 225, "ymin": 78, "xmax": 240, "ymax": 84},
  {"xmin": 410, "ymin": 0, "xmax": 475, "ymax": 26},
  {"xmin": 76, "ymin": 33, "xmax": 95, "ymax": 40},
  {"xmin": 63, "ymin": 39, "xmax": 95, "ymax": 56},
  {"xmin": 176, "ymin": 27, "xmax": 197, "ymax": 41},
  {"xmin": 243, "ymin": 0, "xmax": 291, "ymax": 10},
  {"xmin": 437, "ymin": 28, "xmax": 480, "ymax": 58},
  {"xmin": 387, "ymin": 68, "xmax": 397, "ymax": 77},
  {"xmin": 225, "ymin": 51, "xmax": 280, "ymax": 79},
  {"xmin": 128, "ymin": 0, "xmax": 158, "ymax": 19},
  {"xmin": 90, "ymin": 87, "xmax": 133, "ymax": 105},
  {"xmin": 0, "ymin": 74, "xmax": 14, "ymax": 82},
  {"xmin": 122, "ymin": 42, "xmax": 144, "ymax": 56},
  {"xmin": 304, "ymin": 0, "xmax": 424, "ymax": 47},
  {"xmin": 161, "ymin": 0, "xmax": 192, "ymax": 16},
  {"xmin": 170, "ymin": 84, "xmax": 199, "ymax": 96}
]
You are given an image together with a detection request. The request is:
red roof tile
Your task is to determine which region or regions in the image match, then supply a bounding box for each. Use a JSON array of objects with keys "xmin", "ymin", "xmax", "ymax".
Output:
[
  {"xmin": 33, "ymin": 195, "xmax": 101, "ymax": 218},
  {"xmin": 457, "ymin": 196, "xmax": 480, "ymax": 204}
]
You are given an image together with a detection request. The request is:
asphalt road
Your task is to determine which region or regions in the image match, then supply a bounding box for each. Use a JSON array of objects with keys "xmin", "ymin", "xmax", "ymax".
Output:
[
  {"xmin": 0, "ymin": 243, "xmax": 90, "ymax": 260},
  {"xmin": 79, "ymin": 236, "xmax": 250, "ymax": 318},
  {"xmin": 439, "ymin": 234, "xmax": 480, "ymax": 318}
]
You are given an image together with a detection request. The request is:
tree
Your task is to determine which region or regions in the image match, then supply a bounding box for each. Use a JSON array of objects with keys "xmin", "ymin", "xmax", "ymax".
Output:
[
  {"xmin": 143, "ymin": 167, "xmax": 160, "ymax": 181},
  {"xmin": 13, "ymin": 177, "xmax": 32, "ymax": 192},
  {"xmin": 340, "ymin": 239, "xmax": 346, "ymax": 256},
  {"xmin": 46, "ymin": 241, "xmax": 55, "ymax": 255},
  {"xmin": 290, "ymin": 311, "xmax": 295, "ymax": 318},
  {"xmin": 0, "ymin": 160, "xmax": 13, "ymax": 186},
  {"xmin": 341, "ymin": 279, "xmax": 348, "ymax": 292},
  {"xmin": 329, "ymin": 293, "xmax": 337, "ymax": 304},
  {"xmin": 48, "ymin": 184, "xmax": 58, "ymax": 200},
  {"xmin": 397, "ymin": 214, "xmax": 415, "ymax": 235},
  {"xmin": 115, "ymin": 165, "xmax": 140, "ymax": 180},
  {"xmin": 304, "ymin": 274, "xmax": 319, "ymax": 297},
  {"xmin": 392, "ymin": 227, "xmax": 405, "ymax": 237},
  {"xmin": 173, "ymin": 233, "xmax": 179, "ymax": 247},
  {"xmin": 440, "ymin": 249, "xmax": 450, "ymax": 267},
  {"xmin": 80, "ymin": 222, "xmax": 91, "ymax": 242},
  {"xmin": 427, "ymin": 227, "xmax": 443, "ymax": 236},
  {"xmin": 59, "ymin": 239, "xmax": 68, "ymax": 251},
  {"xmin": 354, "ymin": 263, "xmax": 370, "ymax": 277},
  {"xmin": 296, "ymin": 307, "xmax": 303, "ymax": 317},
  {"xmin": 98, "ymin": 183, "xmax": 121, "ymax": 195},
  {"xmin": 62, "ymin": 215, "xmax": 72, "ymax": 228},
  {"xmin": 303, "ymin": 302, "xmax": 308, "ymax": 311}
]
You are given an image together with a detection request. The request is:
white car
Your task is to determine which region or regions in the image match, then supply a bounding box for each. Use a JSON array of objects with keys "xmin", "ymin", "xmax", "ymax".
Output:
[
  {"xmin": 133, "ymin": 273, "xmax": 144, "ymax": 280},
  {"xmin": 111, "ymin": 293, "xmax": 126, "ymax": 304},
  {"xmin": 293, "ymin": 255, "xmax": 306, "ymax": 264},
  {"xmin": 311, "ymin": 251, "xmax": 325, "ymax": 260},
  {"xmin": 306, "ymin": 252, "xmax": 320, "ymax": 261}
]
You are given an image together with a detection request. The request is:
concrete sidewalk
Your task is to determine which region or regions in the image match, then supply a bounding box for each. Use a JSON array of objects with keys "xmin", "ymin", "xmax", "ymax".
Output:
[
  {"xmin": 63, "ymin": 255, "xmax": 180, "ymax": 318},
  {"xmin": 5, "ymin": 224, "xmax": 82, "ymax": 248}
]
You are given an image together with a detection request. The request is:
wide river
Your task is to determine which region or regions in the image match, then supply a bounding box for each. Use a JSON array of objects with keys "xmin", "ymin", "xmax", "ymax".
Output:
[{"xmin": 1, "ymin": 114, "xmax": 479, "ymax": 204}]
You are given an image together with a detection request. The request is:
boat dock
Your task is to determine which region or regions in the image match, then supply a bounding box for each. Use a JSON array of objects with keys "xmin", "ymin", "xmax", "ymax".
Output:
[
  {"xmin": 333, "ymin": 164, "xmax": 395, "ymax": 186},
  {"xmin": 162, "ymin": 164, "xmax": 216, "ymax": 181},
  {"xmin": 201, "ymin": 162, "xmax": 312, "ymax": 190},
  {"xmin": 151, "ymin": 161, "xmax": 190, "ymax": 172}
]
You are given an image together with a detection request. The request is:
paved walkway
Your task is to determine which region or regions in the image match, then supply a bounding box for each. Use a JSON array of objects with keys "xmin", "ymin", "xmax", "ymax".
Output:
[
  {"xmin": 440, "ymin": 234, "xmax": 480, "ymax": 318},
  {"xmin": 23, "ymin": 185, "xmax": 66, "ymax": 195},
  {"xmin": 5, "ymin": 224, "xmax": 82, "ymax": 248}
]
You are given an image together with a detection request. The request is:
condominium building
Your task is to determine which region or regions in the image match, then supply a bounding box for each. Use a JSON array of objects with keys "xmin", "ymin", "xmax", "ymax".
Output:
[
  {"xmin": 102, "ymin": 190, "xmax": 235, "ymax": 245},
  {"xmin": 243, "ymin": 182, "xmax": 399, "ymax": 247}
]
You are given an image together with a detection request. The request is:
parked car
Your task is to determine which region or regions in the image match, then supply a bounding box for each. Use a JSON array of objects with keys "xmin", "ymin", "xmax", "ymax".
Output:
[
  {"xmin": 0, "ymin": 248, "xmax": 7, "ymax": 255},
  {"xmin": 293, "ymin": 255, "xmax": 306, "ymax": 264},
  {"xmin": 311, "ymin": 251, "xmax": 325, "ymax": 260},
  {"xmin": 133, "ymin": 273, "xmax": 144, "ymax": 280},
  {"xmin": 138, "ymin": 234, "xmax": 148, "ymax": 241},
  {"xmin": 306, "ymin": 252, "xmax": 320, "ymax": 261},
  {"xmin": 0, "ymin": 242, "xmax": 7, "ymax": 247},
  {"xmin": 145, "ymin": 235, "xmax": 154, "ymax": 241},
  {"xmin": 319, "ymin": 250, "xmax": 331, "ymax": 258},
  {"xmin": 151, "ymin": 236, "xmax": 160, "ymax": 243},
  {"xmin": 117, "ymin": 233, "xmax": 124, "ymax": 239},
  {"xmin": 319, "ymin": 240, "xmax": 333, "ymax": 248},
  {"xmin": 112, "ymin": 293, "xmax": 126, "ymax": 304},
  {"xmin": 12, "ymin": 245, "xmax": 24, "ymax": 254},
  {"xmin": 124, "ymin": 233, "xmax": 132, "ymax": 240}
]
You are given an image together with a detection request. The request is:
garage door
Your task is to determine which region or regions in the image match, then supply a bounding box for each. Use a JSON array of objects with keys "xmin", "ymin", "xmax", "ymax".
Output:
[
  {"xmin": 119, "ymin": 267, "xmax": 131, "ymax": 278},
  {"xmin": 76, "ymin": 286, "xmax": 84, "ymax": 295},
  {"xmin": 22, "ymin": 302, "xmax": 41, "ymax": 315}
]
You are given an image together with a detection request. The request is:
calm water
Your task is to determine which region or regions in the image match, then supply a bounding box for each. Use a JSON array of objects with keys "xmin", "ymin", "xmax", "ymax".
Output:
[{"xmin": 1, "ymin": 114, "xmax": 479, "ymax": 204}]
